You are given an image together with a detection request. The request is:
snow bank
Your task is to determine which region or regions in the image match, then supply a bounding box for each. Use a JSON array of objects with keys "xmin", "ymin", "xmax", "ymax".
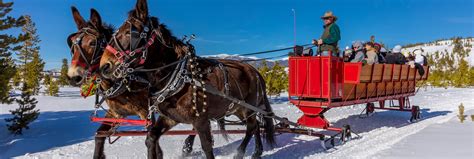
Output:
[{"xmin": 0, "ymin": 87, "xmax": 473, "ymax": 158}]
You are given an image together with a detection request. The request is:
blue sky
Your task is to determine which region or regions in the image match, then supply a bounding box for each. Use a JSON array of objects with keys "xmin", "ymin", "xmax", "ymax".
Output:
[{"xmin": 6, "ymin": 0, "xmax": 473, "ymax": 69}]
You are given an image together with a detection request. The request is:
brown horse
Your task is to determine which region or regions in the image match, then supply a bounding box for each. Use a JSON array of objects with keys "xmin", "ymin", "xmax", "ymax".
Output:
[
  {"xmin": 67, "ymin": 7, "xmax": 143, "ymax": 159},
  {"xmin": 98, "ymin": 0, "xmax": 276, "ymax": 158},
  {"xmin": 66, "ymin": 7, "xmax": 206, "ymax": 159},
  {"xmin": 67, "ymin": 7, "xmax": 113, "ymax": 86}
]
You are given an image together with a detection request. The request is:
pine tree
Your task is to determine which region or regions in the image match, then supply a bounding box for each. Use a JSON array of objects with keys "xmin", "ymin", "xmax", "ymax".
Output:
[
  {"xmin": 258, "ymin": 61, "xmax": 288, "ymax": 97},
  {"xmin": 59, "ymin": 58, "xmax": 69, "ymax": 86},
  {"xmin": 458, "ymin": 103, "xmax": 465, "ymax": 123},
  {"xmin": 43, "ymin": 73, "xmax": 51, "ymax": 86},
  {"xmin": 16, "ymin": 15, "xmax": 44, "ymax": 95},
  {"xmin": 269, "ymin": 62, "xmax": 288, "ymax": 97},
  {"xmin": 4, "ymin": 83, "xmax": 40, "ymax": 135},
  {"xmin": 469, "ymin": 67, "xmax": 474, "ymax": 86},
  {"xmin": 450, "ymin": 37, "xmax": 470, "ymax": 87},
  {"xmin": 25, "ymin": 51, "xmax": 45, "ymax": 94},
  {"xmin": 12, "ymin": 70, "xmax": 21, "ymax": 87},
  {"xmin": 258, "ymin": 61, "xmax": 272, "ymax": 96},
  {"xmin": 47, "ymin": 79, "xmax": 59, "ymax": 96},
  {"xmin": 426, "ymin": 37, "xmax": 472, "ymax": 88},
  {"xmin": 0, "ymin": 1, "xmax": 27, "ymax": 103}
]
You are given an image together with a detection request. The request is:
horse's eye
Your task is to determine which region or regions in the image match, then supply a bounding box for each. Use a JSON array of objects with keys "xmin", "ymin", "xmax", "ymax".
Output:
[{"xmin": 89, "ymin": 41, "xmax": 97, "ymax": 46}]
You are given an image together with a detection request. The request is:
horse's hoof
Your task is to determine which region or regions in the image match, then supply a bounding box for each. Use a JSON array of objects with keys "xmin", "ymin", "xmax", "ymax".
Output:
[
  {"xmin": 181, "ymin": 151, "xmax": 191, "ymax": 157},
  {"xmin": 251, "ymin": 154, "xmax": 262, "ymax": 159},
  {"xmin": 181, "ymin": 150, "xmax": 192, "ymax": 157},
  {"xmin": 93, "ymin": 154, "xmax": 106, "ymax": 159},
  {"xmin": 182, "ymin": 145, "xmax": 193, "ymax": 155},
  {"xmin": 233, "ymin": 152, "xmax": 244, "ymax": 159}
]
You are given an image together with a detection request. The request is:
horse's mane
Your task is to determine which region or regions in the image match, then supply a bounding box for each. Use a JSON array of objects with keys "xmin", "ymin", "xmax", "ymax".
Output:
[
  {"xmin": 100, "ymin": 23, "xmax": 115, "ymax": 36},
  {"xmin": 157, "ymin": 22, "xmax": 188, "ymax": 58},
  {"xmin": 80, "ymin": 21, "xmax": 115, "ymax": 40},
  {"xmin": 128, "ymin": 10, "xmax": 188, "ymax": 58}
]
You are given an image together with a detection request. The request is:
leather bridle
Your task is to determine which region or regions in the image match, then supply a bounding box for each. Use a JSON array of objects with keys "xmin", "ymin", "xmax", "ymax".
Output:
[
  {"xmin": 67, "ymin": 27, "xmax": 107, "ymax": 78},
  {"xmin": 105, "ymin": 17, "xmax": 173, "ymax": 79}
]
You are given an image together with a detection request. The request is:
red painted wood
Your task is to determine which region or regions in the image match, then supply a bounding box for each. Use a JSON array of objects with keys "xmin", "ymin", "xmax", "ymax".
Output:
[
  {"xmin": 343, "ymin": 63, "xmax": 362, "ymax": 84},
  {"xmin": 90, "ymin": 117, "xmax": 151, "ymax": 126}
]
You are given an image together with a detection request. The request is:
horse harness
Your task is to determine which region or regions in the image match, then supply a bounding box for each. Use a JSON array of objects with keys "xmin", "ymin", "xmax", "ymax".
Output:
[
  {"xmin": 94, "ymin": 16, "xmax": 265, "ymax": 128},
  {"xmin": 105, "ymin": 17, "xmax": 172, "ymax": 80}
]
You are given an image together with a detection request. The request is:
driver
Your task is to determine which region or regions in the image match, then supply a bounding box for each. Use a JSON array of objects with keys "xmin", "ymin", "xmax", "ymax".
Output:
[{"xmin": 312, "ymin": 11, "xmax": 341, "ymax": 56}]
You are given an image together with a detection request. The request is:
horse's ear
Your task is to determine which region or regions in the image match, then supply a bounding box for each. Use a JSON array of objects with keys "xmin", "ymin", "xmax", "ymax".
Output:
[
  {"xmin": 71, "ymin": 6, "xmax": 86, "ymax": 29},
  {"xmin": 134, "ymin": 0, "xmax": 148, "ymax": 21},
  {"xmin": 90, "ymin": 8, "xmax": 103, "ymax": 29}
]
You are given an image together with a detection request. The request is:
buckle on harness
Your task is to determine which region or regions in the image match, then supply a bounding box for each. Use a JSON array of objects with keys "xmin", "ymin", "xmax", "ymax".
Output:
[
  {"xmin": 114, "ymin": 51, "xmax": 124, "ymax": 60},
  {"xmin": 140, "ymin": 32, "xmax": 147, "ymax": 39},
  {"xmin": 126, "ymin": 68, "xmax": 134, "ymax": 73},
  {"xmin": 183, "ymin": 76, "xmax": 192, "ymax": 83},
  {"xmin": 113, "ymin": 69, "xmax": 123, "ymax": 79},
  {"xmin": 129, "ymin": 51, "xmax": 136, "ymax": 57},
  {"xmin": 225, "ymin": 83, "xmax": 230, "ymax": 90},
  {"xmin": 156, "ymin": 95, "xmax": 166, "ymax": 103},
  {"xmin": 95, "ymin": 78, "xmax": 102, "ymax": 84}
]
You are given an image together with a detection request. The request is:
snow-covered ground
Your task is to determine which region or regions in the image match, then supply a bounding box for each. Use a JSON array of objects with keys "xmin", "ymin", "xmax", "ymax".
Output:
[{"xmin": 1, "ymin": 87, "xmax": 473, "ymax": 159}]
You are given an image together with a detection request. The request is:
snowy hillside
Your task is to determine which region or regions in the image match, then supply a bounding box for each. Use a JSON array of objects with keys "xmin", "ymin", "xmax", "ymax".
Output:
[
  {"xmin": 205, "ymin": 38, "xmax": 474, "ymax": 69},
  {"xmin": 1, "ymin": 87, "xmax": 473, "ymax": 158},
  {"xmin": 404, "ymin": 38, "xmax": 474, "ymax": 64}
]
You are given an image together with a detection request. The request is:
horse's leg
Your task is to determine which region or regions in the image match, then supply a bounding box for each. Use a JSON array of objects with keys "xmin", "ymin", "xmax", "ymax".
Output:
[
  {"xmin": 193, "ymin": 119, "xmax": 215, "ymax": 159},
  {"xmin": 182, "ymin": 133, "xmax": 196, "ymax": 155},
  {"xmin": 146, "ymin": 116, "xmax": 175, "ymax": 159},
  {"xmin": 145, "ymin": 125, "xmax": 159, "ymax": 158},
  {"xmin": 93, "ymin": 115, "xmax": 113, "ymax": 159},
  {"xmin": 251, "ymin": 117, "xmax": 263, "ymax": 159},
  {"xmin": 235, "ymin": 115, "xmax": 258, "ymax": 159}
]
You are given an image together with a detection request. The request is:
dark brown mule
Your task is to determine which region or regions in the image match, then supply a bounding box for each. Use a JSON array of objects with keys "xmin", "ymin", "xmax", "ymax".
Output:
[
  {"xmin": 67, "ymin": 7, "xmax": 113, "ymax": 86},
  {"xmin": 66, "ymin": 7, "xmax": 203, "ymax": 159},
  {"xmin": 67, "ymin": 7, "xmax": 139, "ymax": 159},
  {"xmin": 98, "ymin": 0, "xmax": 275, "ymax": 158}
]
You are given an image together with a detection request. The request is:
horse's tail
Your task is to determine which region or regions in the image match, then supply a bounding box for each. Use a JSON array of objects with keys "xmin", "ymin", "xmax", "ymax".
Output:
[
  {"xmin": 262, "ymin": 94, "xmax": 276, "ymax": 147},
  {"xmin": 257, "ymin": 72, "xmax": 276, "ymax": 148}
]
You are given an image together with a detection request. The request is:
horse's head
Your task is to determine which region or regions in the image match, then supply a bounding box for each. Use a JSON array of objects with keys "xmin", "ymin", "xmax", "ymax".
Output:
[
  {"xmin": 67, "ymin": 7, "xmax": 113, "ymax": 86},
  {"xmin": 99, "ymin": 0, "xmax": 187, "ymax": 81}
]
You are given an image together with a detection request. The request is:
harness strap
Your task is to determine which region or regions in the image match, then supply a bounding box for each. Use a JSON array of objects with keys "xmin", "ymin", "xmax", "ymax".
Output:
[
  {"xmin": 218, "ymin": 63, "xmax": 230, "ymax": 95},
  {"xmin": 151, "ymin": 56, "xmax": 190, "ymax": 104},
  {"xmin": 100, "ymin": 80, "xmax": 127, "ymax": 99},
  {"xmin": 71, "ymin": 59, "xmax": 88, "ymax": 69}
]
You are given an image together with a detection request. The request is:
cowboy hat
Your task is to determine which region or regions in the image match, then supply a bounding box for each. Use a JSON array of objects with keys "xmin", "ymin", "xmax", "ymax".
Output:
[{"xmin": 321, "ymin": 11, "xmax": 337, "ymax": 21}]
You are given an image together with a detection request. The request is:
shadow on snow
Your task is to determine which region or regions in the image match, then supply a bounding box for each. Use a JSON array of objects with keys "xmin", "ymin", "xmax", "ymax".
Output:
[
  {"xmin": 0, "ymin": 107, "xmax": 450, "ymax": 158},
  {"xmin": 212, "ymin": 108, "xmax": 450, "ymax": 158},
  {"xmin": 0, "ymin": 110, "xmax": 108, "ymax": 158}
]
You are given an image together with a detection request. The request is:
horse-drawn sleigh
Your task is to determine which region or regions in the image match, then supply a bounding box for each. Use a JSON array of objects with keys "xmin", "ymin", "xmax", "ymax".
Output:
[{"xmin": 66, "ymin": 0, "xmax": 428, "ymax": 158}]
